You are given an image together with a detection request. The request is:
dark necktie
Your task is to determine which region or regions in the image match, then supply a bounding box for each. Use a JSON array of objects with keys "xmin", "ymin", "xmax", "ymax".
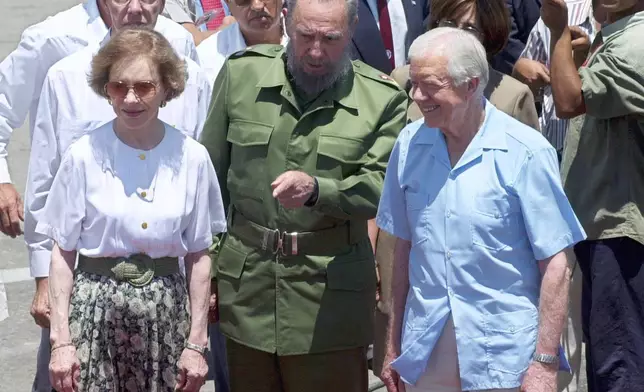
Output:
[{"xmin": 376, "ymin": 0, "xmax": 395, "ymax": 69}]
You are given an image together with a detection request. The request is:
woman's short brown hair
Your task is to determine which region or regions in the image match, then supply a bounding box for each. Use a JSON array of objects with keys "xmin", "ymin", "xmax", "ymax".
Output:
[
  {"xmin": 89, "ymin": 27, "xmax": 187, "ymax": 102},
  {"xmin": 428, "ymin": 0, "xmax": 510, "ymax": 57}
]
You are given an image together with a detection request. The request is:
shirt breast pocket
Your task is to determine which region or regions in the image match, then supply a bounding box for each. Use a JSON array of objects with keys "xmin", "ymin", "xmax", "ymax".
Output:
[
  {"xmin": 470, "ymin": 196, "xmax": 522, "ymax": 251},
  {"xmin": 226, "ymin": 120, "xmax": 274, "ymax": 201}
]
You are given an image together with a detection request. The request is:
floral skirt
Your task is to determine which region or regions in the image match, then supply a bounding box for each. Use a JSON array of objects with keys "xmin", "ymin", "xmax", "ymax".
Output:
[{"xmin": 69, "ymin": 271, "xmax": 190, "ymax": 391}]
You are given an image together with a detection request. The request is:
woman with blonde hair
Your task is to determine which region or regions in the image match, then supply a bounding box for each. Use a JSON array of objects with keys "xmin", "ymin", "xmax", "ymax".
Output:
[{"xmin": 40, "ymin": 27, "xmax": 226, "ymax": 392}]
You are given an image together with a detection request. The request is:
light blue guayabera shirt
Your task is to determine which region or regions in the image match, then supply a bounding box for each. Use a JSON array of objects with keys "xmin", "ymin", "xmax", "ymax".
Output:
[{"xmin": 376, "ymin": 100, "xmax": 586, "ymax": 390}]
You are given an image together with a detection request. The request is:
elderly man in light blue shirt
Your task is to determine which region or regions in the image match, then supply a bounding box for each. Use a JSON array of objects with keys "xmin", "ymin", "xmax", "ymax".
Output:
[{"xmin": 377, "ymin": 27, "xmax": 586, "ymax": 392}]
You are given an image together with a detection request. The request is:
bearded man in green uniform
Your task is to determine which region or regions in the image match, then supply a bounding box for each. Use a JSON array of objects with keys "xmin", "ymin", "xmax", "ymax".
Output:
[{"xmin": 200, "ymin": 0, "xmax": 407, "ymax": 389}]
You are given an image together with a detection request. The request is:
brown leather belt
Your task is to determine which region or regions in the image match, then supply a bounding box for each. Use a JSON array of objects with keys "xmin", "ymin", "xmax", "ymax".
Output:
[{"xmin": 228, "ymin": 211, "xmax": 354, "ymax": 256}]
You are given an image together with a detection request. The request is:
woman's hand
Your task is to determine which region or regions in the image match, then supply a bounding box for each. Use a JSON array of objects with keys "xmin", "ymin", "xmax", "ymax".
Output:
[
  {"xmin": 174, "ymin": 348, "xmax": 209, "ymax": 391},
  {"xmin": 49, "ymin": 346, "xmax": 80, "ymax": 392}
]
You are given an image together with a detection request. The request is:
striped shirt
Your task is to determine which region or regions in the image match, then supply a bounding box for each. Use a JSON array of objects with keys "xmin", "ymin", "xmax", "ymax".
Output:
[{"xmin": 520, "ymin": 0, "xmax": 596, "ymax": 152}]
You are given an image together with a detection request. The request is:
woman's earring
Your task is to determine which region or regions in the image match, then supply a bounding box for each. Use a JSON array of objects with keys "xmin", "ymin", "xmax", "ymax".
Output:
[
  {"xmin": 160, "ymin": 101, "xmax": 166, "ymax": 108},
  {"xmin": 107, "ymin": 99, "xmax": 112, "ymax": 105}
]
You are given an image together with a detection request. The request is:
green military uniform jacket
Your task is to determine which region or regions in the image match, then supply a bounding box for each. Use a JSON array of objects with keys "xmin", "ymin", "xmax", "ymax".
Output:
[{"xmin": 200, "ymin": 44, "xmax": 407, "ymax": 355}]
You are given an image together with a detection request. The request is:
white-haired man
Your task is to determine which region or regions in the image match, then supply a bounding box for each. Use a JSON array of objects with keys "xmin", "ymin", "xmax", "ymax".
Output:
[{"xmin": 377, "ymin": 27, "xmax": 586, "ymax": 392}]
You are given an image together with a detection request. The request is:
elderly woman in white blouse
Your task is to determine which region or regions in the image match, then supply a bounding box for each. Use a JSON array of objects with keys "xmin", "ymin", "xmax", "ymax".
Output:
[{"xmin": 36, "ymin": 28, "xmax": 226, "ymax": 392}]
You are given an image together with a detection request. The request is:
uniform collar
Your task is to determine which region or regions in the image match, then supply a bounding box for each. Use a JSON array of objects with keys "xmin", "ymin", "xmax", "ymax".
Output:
[{"xmin": 256, "ymin": 52, "xmax": 358, "ymax": 112}]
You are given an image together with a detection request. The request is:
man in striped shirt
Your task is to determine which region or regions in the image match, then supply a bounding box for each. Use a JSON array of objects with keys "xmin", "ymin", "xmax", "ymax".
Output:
[{"xmin": 512, "ymin": 0, "xmax": 601, "ymax": 158}]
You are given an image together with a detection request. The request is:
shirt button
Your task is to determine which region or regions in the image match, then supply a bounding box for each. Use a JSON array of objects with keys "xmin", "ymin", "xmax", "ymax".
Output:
[
  {"xmin": 446, "ymin": 210, "xmax": 452, "ymax": 218},
  {"xmin": 141, "ymin": 191, "xmax": 147, "ymax": 198},
  {"xmin": 446, "ymin": 250, "xmax": 452, "ymax": 259},
  {"xmin": 448, "ymin": 288, "xmax": 454, "ymax": 297},
  {"xmin": 139, "ymin": 154, "xmax": 146, "ymax": 160},
  {"xmin": 141, "ymin": 222, "xmax": 148, "ymax": 229}
]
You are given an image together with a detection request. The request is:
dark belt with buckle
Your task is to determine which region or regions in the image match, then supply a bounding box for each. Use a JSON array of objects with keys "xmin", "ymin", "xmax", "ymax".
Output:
[
  {"xmin": 229, "ymin": 211, "xmax": 353, "ymax": 256},
  {"xmin": 77, "ymin": 254, "xmax": 180, "ymax": 287}
]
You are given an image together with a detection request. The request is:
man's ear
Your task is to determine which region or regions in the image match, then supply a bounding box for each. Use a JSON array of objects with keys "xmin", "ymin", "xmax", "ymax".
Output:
[{"xmin": 467, "ymin": 77, "xmax": 480, "ymax": 97}]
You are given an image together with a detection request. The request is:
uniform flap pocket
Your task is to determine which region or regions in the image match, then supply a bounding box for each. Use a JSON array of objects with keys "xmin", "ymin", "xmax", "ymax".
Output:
[
  {"xmin": 227, "ymin": 120, "xmax": 274, "ymax": 147},
  {"xmin": 326, "ymin": 259, "xmax": 374, "ymax": 291},
  {"xmin": 317, "ymin": 134, "xmax": 365, "ymax": 164},
  {"xmin": 216, "ymin": 242, "xmax": 248, "ymax": 279},
  {"xmin": 484, "ymin": 308, "xmax": 538, "ymax": 333}
]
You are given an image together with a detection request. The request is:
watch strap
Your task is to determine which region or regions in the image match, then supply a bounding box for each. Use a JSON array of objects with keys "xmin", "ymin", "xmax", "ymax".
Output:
[
  {"xmin": 533, "ymin": 352, "xmax": 559, "ymax": 364},
  {"xmin": 185, "ymin": 341, "xmax": 208, "ymax": 355}
]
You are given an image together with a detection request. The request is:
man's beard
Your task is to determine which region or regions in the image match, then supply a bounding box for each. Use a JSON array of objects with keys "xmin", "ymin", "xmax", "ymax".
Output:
[{"xmin": 286, "ymin": 41, "xmax": 353, "ymax": 99}]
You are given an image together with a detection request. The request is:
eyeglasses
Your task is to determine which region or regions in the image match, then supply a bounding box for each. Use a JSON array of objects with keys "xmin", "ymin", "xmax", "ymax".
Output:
[
  {"xmin": 104, "ymin": 81, "xmax": 158, "ymax": 101},
  {"xmin": 437, "ymin": 19, "xmax": 482, "ymax": 38},
  {"xmin": 110, "ymin": 0, "xmax": 160, "ymax": 4}
]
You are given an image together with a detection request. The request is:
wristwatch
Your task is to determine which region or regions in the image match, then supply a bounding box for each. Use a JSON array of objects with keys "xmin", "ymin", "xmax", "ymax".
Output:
[
  {"xmin": 533, "ymin": 353, "xmax": 559, "ymax": 365},
  {"xmin": 185, "ymin": 342, "xmax": 209, "ymax": 356}
]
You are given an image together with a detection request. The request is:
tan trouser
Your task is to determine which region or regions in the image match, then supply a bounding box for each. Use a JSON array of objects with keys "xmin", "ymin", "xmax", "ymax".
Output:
[
  {"xmin": 226, "ymin": 338, "xmax": 369, "ymax": 392},
  {"xmin": 405, "ymin": 317, "xmax": 519, "ymax": 392}
]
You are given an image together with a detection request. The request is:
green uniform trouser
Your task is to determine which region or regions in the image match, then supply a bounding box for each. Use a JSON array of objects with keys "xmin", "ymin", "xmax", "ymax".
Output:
[{"xmin": 226, "ymin": 338, "xmax": 369, "ymax": 392}]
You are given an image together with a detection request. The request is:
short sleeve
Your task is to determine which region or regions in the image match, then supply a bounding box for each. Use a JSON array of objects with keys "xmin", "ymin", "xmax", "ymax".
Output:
[
  {"xmin": 376, "ymin": 137, "xmax": 411, "ymax": 241},
  {"xmin": 183, "ymin": 147, "xmax": 227, "ymax": 253},
  {"xmin": 34, "ymin": 146, "xmax": 86, "ymax": 251},
  {"xmin": 511, "ymin": 147, "xmax": 586, "ymax": 260},
  {"xmin": 581, "ymin": 48, "xmax": 644, "ymax": 119}
]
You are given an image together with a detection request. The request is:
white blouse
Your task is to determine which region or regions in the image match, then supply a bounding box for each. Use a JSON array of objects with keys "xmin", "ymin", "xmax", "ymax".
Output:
[{"xmin": 35, "ymin": 121, "xmax": 227, "ymax": 258}]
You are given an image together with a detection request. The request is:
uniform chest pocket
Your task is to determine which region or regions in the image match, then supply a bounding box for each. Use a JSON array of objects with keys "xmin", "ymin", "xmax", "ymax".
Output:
[
  {"xmin": 470, "ymin": 196, "xmax": 523, "ymax": 251},
  {"xmin": 316, "ymin": 135, "xmax": 366, "ymax": 179},
  {"xmin": 226, "ymin": 120, "xmax": 274, "ymax": 200}
]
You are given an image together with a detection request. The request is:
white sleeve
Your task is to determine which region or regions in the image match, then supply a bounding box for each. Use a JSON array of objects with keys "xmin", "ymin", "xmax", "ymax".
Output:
[
  {"xmin": 24, "ymin": 73, "xmax": 62, "ymax": 277},
  {"xmin": 163, "ymin": 0, "xmax": 194, "ymax": 24},
  {"xmin": 34, "ymin": 144, "xmax": 86, "ymax": 252},
  {"xmin": 183, "ymin": 147, "xmax": 226, "ymax": 252},
  {"xmin": 0, "ymin": 28, "xmax": 48, "ymax": 183},
  {"xmin": 194, "ymin": 68, "xmax": 213, "ymax": 140}
]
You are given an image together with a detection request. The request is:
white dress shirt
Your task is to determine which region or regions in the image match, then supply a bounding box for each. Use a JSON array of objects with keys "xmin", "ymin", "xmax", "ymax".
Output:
[
  {"xmin": 35, "ymin": 121, "xmax": 227, "ymax": 258},
  {"xmin": 24, "ymin": 40, "xmax": 212, "ymax": 278},
  {"xmin": 365, "ymin": 0, "xmax": 408, "ymax": 68},
  {"xmin": 0, "ymin": 0, "xmax": 198, "ymax": 184},
  {"xmin": 197, "ymin": 21, "xmax": 289, "ymax": 84}
]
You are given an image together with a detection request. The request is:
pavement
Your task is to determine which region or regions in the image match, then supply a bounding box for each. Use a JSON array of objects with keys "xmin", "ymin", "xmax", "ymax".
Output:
[{"xmin": 0, "ymin": 1, "xmax": 584, "ymax": 392}]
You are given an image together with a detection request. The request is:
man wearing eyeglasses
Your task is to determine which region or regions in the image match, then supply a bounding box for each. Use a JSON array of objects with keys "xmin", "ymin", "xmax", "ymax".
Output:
[{"xmin": 20, "ymin": 1, "xmax": 206, "ymax": 391}]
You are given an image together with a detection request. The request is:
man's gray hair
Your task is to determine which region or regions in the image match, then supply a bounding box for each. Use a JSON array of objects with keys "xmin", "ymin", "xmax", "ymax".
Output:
[
  {"xmin": 408, "ymin": 27, "xmax": 489, "ymax": 97},
  {"xmin": 285, "ymin": 0, "xmax": 358, "ymax": 29}
]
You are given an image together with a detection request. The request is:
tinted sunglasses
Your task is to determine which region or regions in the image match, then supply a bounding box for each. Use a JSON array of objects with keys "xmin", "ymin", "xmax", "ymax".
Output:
[{"xmin": 104, "ymin": 81, "xmax": 158, "ymax": 101}]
